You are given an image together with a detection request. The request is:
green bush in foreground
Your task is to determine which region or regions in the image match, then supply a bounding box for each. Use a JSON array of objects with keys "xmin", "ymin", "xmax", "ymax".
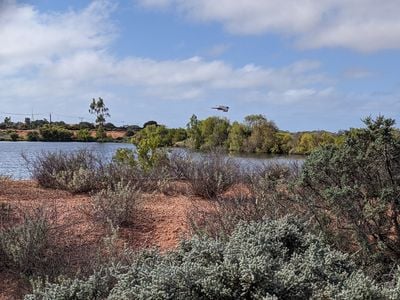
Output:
[
  {"xmin": 25, "ymin": 217, "xmax": 400, "ymax": 299},
  {"xmin": 298, "ymin": 116, "xmax": 400, "ymax": 271}
]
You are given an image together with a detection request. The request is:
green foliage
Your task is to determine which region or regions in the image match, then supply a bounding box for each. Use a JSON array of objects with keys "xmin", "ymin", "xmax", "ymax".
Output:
[
  {"xmin": 39, "ymin": 125, "xmax": 73, "ymax": 142},
  {"xmin": 199, "ymin": 116, "xmax": 230, "ymax": 150},
  {"xmin": 132, "ymin": 125, "xmax": 168, "ymax": 170},
  {"xmin": 113, "ymin": 148, "xmax": 136, "ymax": 166},
  {"xmin": 89, "ymin": 97, "xmax": 110, "ymax": 140},
  {"xmin": 76, "ymin": 128, "xmax": 93, "ymax": 142},
  {"xmin": 293, "ymin": 132, "xmax": 318, "ymax": 154},
  {"xmin": 9, "ymin": 131, "xmax": 19, "ymax": 141},
  {"xmin": 186, "ymin": 114, "xmax": 203, "ymax": 149},
  {"xmin": 27, "ymin": 131, "xmax": 40, "ymax": 141},
  {"xmin": 25, "ymin": 217, "xmax": 400, "ymax": 299},
  {"xmin": 298, "ymin": 116, "xmax": 400, "ymax": 271},
  {"xmin": 227, "ymin": 121, "xmax": 248, "ymax": 152},
  {"xmin": 243, "ymin": 114, "xmax": 278, "ymax": 153},
  {"xmin": 274, "ymin": 132, "xmax": 293, "ymax": 154}
]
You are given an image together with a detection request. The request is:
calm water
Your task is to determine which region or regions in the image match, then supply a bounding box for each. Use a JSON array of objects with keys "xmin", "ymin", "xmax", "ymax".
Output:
[{"xmin": 0, "ymin": 142, "xmax": 304, "ymax": 179}]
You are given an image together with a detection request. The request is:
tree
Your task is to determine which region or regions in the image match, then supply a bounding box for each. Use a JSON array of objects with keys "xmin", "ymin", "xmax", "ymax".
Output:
[
  {"xmin": 3, "ymin": 116, "xmax": 12, "ymax": 128},
  {"xmin": 89, "ymin": 97, "xmax": 110, "ymax": 139},
  {"xmin": 227, "ymin": 121, "xmax": 248, "ymax": 152},
  {"xmin": 143, "ymin": 120, "xmax": 158, "ymax": 128},
  {"xmin": 186, "ymin": 114, "xmax": 203, "ymax": 149},
  {"xmin": 132, "ymin": 125, "xmax": 167, "ymax": 170},
  {"xmin": 244, "ymin": 114, "xmax": 278, "ymax": 153},
  {"xmin": 199, "ymin": 116, "xmax": 230, "ymax": 150}
]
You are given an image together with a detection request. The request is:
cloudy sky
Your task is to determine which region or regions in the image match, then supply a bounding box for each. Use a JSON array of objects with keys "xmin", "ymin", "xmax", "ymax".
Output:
[{"xmin": 1, "ymin": 0, "xmax": 400, "ymax": 131}]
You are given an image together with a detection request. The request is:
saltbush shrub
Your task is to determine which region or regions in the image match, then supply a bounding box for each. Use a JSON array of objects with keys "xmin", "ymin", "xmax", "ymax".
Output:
[
  {"xmin": 91, "ymin": 182, "xmax": 140, "ymax": 227},
  {"xmin": 170, "ymin": 151, "xmax": 239, "ymax": 198},
  {"xmin": 0, "ymin": 208, "xmax": 51, "ymax": 276},
  {"xmin": 27, "ymin": 150, "xmax": 103, "ymax": 193},
  {"xmin": 24, "ymin": 217, "xmax": 400, "ymax": 299}
]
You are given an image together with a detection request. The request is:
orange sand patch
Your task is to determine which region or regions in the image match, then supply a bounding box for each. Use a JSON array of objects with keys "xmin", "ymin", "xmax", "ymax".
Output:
[{"xmin": 0, "ymin": 180, "xmax": 204, "ymax": 299}]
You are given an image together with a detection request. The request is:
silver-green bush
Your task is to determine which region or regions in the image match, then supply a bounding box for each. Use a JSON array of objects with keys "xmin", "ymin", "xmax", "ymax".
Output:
[
  {"xmin": 26, "ymin": 150, "xmax": 103, "ymax": 193},
  {"xmin": 0, "ymin": 209, "xmax": 51, "ymax": 276},
  {"xmin": 25, "ymin": 217, "xmax": 400, "ymax": 299},
  {"xmin": 91, "ymin": 182, "xmax": 140, "ymax": 227}
]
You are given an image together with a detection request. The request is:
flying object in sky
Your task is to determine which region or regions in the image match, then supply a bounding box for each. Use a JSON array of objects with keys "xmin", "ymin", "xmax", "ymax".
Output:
[{"xmin": 212, "ymin": 105, "xmax": 229, "ymax": 112}]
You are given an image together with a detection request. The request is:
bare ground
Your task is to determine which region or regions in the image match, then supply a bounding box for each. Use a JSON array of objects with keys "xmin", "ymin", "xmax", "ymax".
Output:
[{"xmin": 0, "ymin": 180, "xmax": 207, "ymax": 300}]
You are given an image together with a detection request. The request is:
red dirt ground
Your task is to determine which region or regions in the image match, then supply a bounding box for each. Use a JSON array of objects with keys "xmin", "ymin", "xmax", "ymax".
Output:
[{"xmin": 0, "ymin": 180, "xmax": 205, "ymax": 300}]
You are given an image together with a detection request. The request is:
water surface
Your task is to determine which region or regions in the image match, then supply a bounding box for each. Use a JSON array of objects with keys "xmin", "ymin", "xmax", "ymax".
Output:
[{"xmin": 0, "ymin": 142, "xmax": 303, "ymax": 179}]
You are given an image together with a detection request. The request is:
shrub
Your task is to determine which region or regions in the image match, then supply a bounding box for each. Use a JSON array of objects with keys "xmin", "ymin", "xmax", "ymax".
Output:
[
  {"xmin": 110, "ymin": 148, "xmax": 171, "ymax": 194},
  {"xmin": 171, "ymin": 151, "xmax": 239, "ymax": 198},
  {"xmin": 25, "ymin": 217, "xmax": 400, "ymax": 299},
  {"xmin": 247, "ymin": 162, "xmax": 299, "ymax": 218},
  {"xmin": 10, "ymin": 132, "xmax": 19, "ymax": 141},
  {"xmin": 188, "ymin": 194, "xmax": 266, "ymax": 238},
  {"xmin": 76, "ymin": 128, "xmax": 94, "ymax": 142},
  {"xmin": 188, "ymin": 163, "xmax": 299, "ymax": 238},
  {"xmin": 27, "ymin": 131, "xmax": 40, "ymax": 141},
  {"xmin": 39, "ymin": 125, "xmax": 73, "ymax": 141},
  {"xmin": 26, "ymin": 150, "xmax": 103, "ymax": 193},
  {"xmin": 91, "ymin": 182, "xmax": 140, "ymax": 227},
  {"xmin": 297, "ymin": 116, "xmax": 400, "ymax": 272},
  {"xmin": 0, "ymin": 208, "xmax": 51, "ymax": 276}
]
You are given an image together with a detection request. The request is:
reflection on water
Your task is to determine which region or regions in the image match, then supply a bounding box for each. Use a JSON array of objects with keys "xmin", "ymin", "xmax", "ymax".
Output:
[{"xmin": 0, "ymin": 141, "xmax": 304, "ymax": 179}]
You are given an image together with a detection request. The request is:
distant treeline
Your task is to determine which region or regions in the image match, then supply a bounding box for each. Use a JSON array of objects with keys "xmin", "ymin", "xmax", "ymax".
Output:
[
  {"xmin": 129, "ymin": 114, "xmax": 347, "ymax": 155},
  {"xmin": 1, "ymin": 114, "xmax": 348, "ymax": 154}
]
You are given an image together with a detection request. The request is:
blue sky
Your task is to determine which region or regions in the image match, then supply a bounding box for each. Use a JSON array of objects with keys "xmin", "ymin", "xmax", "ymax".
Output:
[{"xmin": 1, "ymin": 0, "xmax": 400, "ymax": 131}]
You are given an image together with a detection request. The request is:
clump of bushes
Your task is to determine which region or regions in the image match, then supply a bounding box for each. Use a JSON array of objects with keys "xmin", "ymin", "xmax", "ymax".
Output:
[
  {"xmin": 247, "ymin": 162, "xmax": 299, "ymax": 218},
  {"xmin": 169, "ymin": 151, "xmax": 239, "ymax": 198},
  {"xmin": 27, "ymin": 150, "xmax": 103, "ymax": 193},
  {"xmin": 91, "ymin": 182, "xmax": 140, "ymax": 227},
  {"xmin": 27, "ymin": 131, "xmax": 40, "ymax": 141},
  {"xmin": 188, "ymin": 163, "xmax": 299, "ymax": 238},
  {"xmin": 111, "ymin": 148, "xmax": 171, "ymax": 194},
  {"xmin": 10, "ymin": 131, "xmax": 19, "ymax": 141},
  {"xmin": 297, "ymin": 116, "xmax": 400, "ymax": 273},
  {"xmin": 25, "ymin": 217, "xmax": 400, "ymax": 299},
  {"xmin": 39, "ymin": 125, "xmax": 73, "ymax": 141}
]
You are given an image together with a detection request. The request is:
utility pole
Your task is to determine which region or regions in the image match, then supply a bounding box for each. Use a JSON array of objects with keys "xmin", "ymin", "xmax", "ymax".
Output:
[{"xmin": 49, "ymin": 113, "xmax": 52, "ymax": 124}]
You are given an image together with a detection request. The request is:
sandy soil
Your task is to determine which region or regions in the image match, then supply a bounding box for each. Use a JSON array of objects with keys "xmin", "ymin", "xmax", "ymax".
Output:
[{"xmin": 0, "ymin": 180, "xmax": 202, "ymax": 300}]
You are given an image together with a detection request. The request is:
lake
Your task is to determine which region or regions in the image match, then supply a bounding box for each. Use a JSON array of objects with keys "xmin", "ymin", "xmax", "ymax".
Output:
[{"xmin": 0, "ymin": 142, "xmax": 304, "ymax": 179}]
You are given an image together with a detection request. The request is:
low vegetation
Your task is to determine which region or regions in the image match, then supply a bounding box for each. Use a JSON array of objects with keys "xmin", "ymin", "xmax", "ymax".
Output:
[
  {"xmin": 25, "ymin": 217, "xmax": 400, "ymax": 299},
  {"xmin": 91, "ymin": 182, "xmax": 141, "ymax": 227},
  {"xmin": 169, "ymin": 151, "xmax": 239, "ymax": 198}
]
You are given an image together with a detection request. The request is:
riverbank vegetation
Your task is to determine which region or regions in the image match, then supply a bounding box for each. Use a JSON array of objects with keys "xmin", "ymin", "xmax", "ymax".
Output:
[
  {"xmin": 1, "ymin": 107, "xmax": 341, "ymax": 155},
  {"xmin": 1, "ymin": 116, "xmax": 400, "ymax": 298}
]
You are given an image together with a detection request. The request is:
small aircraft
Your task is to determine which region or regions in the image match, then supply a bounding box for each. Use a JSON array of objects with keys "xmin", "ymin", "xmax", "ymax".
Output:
[{"xmin": 212, "ymin": 105, "xmax": 229, "ymax": 112}]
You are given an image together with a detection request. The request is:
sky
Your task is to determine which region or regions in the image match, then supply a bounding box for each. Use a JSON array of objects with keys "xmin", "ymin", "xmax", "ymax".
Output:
[{"xmin": 1, "ymin": 0, "xmax": 400, "ymax": 131}]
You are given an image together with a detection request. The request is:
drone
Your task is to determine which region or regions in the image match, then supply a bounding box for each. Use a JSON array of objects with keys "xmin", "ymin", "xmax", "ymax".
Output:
[{"xmin": 212, "ymin": 105, "xmax": 229, "ymax": 112}]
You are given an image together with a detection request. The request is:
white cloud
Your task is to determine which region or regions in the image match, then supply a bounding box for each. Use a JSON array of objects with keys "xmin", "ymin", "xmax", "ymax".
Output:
[
  {"xmin": 1, "ymin": 0, "xmax": 389, "ymax": 130},
  {"xmin": 137, "ymin": 0, "xmax": 400, "ymax": 52},
  {"xmin": 0, "ymin": 1, "xmax": 328, "ymax": 103},
  {"xmin": 0, "ymin": 0, "xmax": 115, "ymax": 75}
]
